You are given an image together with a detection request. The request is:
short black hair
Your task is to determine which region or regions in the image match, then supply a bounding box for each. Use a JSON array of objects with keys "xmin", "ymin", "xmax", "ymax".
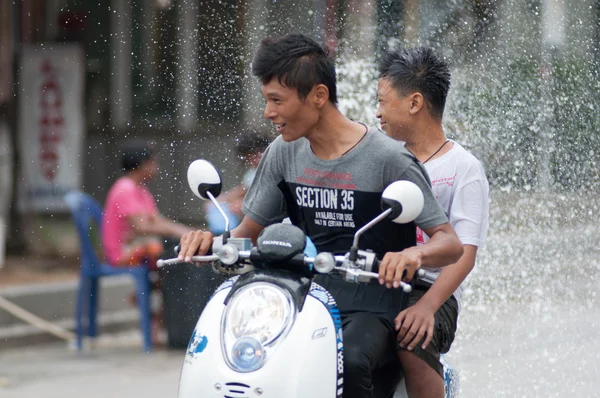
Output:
[
  {"xmin": 379, "ymin": 48, "xmax": 450, "ymax": 119},
  {"xmin": 235, "ymin": 131, "xmax": 272, "ymax": 159},
  {"xmin": 251, "ymin": 33, "xmax": 338, "ymax": 104},
  {"xmin": 121, "ymin": 139, "xmax": 153, "ymax": 172}
]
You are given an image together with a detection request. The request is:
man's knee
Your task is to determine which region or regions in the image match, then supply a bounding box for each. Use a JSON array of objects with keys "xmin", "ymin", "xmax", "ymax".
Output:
[
  {"xmin": 344, "ymin": 343, "xmax": 371, "ymax": 380},
  {"xmin": 398, "ymin": 350, "xmax": 441, "ymax": 379},
  {"xmin": 343, "ymin": 347, "xmax": 377, "ymax": 398},
  {"xmin": 398, "ymin": 350, "xmax": 444, "ymax": 397}
]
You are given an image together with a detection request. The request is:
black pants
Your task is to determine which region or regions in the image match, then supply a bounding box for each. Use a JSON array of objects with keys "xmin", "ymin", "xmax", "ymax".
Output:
[
  {"xmin": 314, "ymin": 275, "xmax": 408, "ymax": 398},
  {"xmin": 342, "ymin": 312, "xmax": 401, "ymax": 398}
]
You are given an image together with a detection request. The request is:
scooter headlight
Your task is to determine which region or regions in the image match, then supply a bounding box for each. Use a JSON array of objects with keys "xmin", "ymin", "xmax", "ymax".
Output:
[
  {"xmin": 230, "ymin": 336, "xmax": 264, "ymax": 372},
  {"xmin": 222, "ymin": 283, "xmax": 296, "ymax": 372}
]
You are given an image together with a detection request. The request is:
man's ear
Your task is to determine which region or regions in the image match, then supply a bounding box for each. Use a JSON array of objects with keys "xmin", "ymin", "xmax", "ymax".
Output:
[
  {"xmin": 408, "ymin": 92, "xmax": 425, "ymax": 115},
  {"xmin": 311, "ymin": 84, "xmax": 329, "ymax": 108}
]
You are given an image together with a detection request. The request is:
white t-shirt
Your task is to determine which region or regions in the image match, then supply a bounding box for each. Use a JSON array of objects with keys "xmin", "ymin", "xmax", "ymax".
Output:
[{"xmin": 416, "ymin": 140, "xmax": 490, "ymax": 312}]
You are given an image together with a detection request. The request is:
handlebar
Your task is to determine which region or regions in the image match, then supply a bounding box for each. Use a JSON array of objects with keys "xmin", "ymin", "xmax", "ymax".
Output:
[{"xmin": 157, "ymin": 244, "xmax": 429, "ymax": 293}]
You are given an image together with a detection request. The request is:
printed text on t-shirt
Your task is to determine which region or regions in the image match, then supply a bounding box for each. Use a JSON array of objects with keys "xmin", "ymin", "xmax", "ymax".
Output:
[
  {"xmin": 296, "ymin": 168, "xmax": 357, "ymax": 190},
  {"xmin": 431, "ymin": 174, "xmax": 456, "ymax": 187},
  {"xmin": 294, "ymin": 169, "xmax": 357, "ymax": 228}
]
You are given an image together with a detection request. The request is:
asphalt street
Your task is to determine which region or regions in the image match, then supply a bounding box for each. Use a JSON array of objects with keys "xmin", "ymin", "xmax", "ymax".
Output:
[
  {"xmin": 1, "ymin": 296, "xmax": 598, "ymax": 398},
  {"xmin": 0, "ymin": 334, "xmax": 183, "ymax": 398}
]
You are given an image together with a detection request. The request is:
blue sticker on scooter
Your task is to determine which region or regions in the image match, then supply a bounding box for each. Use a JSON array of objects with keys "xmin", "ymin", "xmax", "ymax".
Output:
[
  {"xmin": 309, "ymin": 283, "xmax": 344, "ymax": 398},
  {"xmin": 441, "ymin": 354, "xmax": 460, "ymax": 398},
  {"xmin": 187, "ymin": 329, "xmax": 208, "ymax": 357}
]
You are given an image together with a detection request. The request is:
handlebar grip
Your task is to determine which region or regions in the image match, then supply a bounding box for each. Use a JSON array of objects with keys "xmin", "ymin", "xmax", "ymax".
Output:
[
  {"xmin": 372, "ymin": 257, "xmax": 425, "ymax": 281},
  {"xmin": 173, "ymin": 244, "xmax": 213, "ymax": 257},
  {"xmin": 372, "ymin": 256, "xmax": 381, "ymax": 273}
]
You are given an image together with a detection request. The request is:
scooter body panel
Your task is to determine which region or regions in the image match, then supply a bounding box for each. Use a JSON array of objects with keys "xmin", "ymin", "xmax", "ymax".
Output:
[{"xmin": 178, "ymin": 281, "xmax": 343, "ymax": 398}]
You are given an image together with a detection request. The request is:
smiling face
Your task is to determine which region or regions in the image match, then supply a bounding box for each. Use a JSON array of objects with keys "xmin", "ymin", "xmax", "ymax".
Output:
[
  {"xmin": 376, "ymin": 78, "xmax": 416, "ymax": 142},
  {"xmin": 260, "ymin": 79, "xmax": 321, "ymax": 142}
]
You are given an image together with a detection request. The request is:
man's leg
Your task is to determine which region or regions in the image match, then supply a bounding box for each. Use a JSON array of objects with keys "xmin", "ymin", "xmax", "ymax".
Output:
[
  {"xmin": 342, "ymin": 313, "xmax": 398, "ymax": 398},
  {"xmin": 398, "ymin": 350, "xmax": 444, "ymax": 397},
  {"xmin": 398, "ymin": 285, "xmax": 459, "ymax": 398}
]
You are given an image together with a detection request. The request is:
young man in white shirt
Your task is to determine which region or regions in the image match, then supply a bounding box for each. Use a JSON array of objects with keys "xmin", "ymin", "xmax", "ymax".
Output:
[{"xmin": 376, "ymin": 48, "xmax": 490, "ymax": 397}]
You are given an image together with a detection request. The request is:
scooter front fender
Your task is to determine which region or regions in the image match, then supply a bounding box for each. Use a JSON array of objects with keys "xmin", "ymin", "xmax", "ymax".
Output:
[{"xmin": 178, "ymin": 284, "xmax": 343, "ymax": 398}]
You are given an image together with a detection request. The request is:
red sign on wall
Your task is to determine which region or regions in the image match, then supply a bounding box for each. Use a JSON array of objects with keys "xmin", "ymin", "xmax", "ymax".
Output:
[
  {"xmin": 18, "ymin": 45, "xmax": 84, "ymax": 213},
  {"xmin": 39, "ymin": 59, "xmax": 64, "ymax": 182}
]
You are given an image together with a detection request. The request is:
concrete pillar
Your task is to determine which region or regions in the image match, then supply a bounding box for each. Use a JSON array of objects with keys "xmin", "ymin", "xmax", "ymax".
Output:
[
  {"xmin": 240, "ymin": 0, "xmax": 270, "ymax": 128},
  {"xmin": 110, "ymin": 0, "xmax": 132, "ymax": 129},
  {"xmin": 403, "ymin": 0, "xmax": 421, "ymax": 47},
  {"xmin": 141, "ymin": 0, "xmax": 158, "ymax": 98},
  {"xmin": 175, "ymin": 0, "xmax": 199, "ymax": 132},
  {"xmin": 341, "ymin": 0, "xmax": 376, "ymax": 58},
  {"xmin": 542, "ymin": 0, "xmax": 566, "ymax": 49},
  {"xmin": 537, "ymin": 0, "xmax": 567, "ymax": 191},
  {"xmin": 44, "ymin": 0, "xmax": 68, "ymax": 40},
  {"xmin": 0, "ymin": 121, "xmax": 11, "ymax": 266}
]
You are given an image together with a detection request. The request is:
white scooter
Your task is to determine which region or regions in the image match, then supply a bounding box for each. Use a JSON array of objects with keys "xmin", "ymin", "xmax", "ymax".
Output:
[{"xmin": 159, "ymin": 159, "xmax": 459, "ymax": 398}]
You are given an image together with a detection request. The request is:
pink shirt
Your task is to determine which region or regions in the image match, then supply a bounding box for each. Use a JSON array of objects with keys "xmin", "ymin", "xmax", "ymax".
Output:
[{"xmin": 102, "ymin": 177, "xmax": 158, "ymax": 264}]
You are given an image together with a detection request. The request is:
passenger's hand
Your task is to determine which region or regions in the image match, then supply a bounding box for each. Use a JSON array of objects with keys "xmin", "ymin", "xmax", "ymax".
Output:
[
  {"xmin": 178, "ymin": 230, "xmax": 214, "ymax": 264},
  {"xmin": 378, "ymin": 248, "xmax": 422, "ymax": 288},
  {"xmin": 395, "ymin": 300, "xmax": 436, "ymax": 351}
]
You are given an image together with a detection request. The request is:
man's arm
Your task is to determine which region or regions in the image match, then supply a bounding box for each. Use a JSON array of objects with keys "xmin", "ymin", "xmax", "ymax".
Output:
[
  {"xmin": 395, "ymin": 168, "xmax": 489, "ymax": 349},
  {"xmin": 378, "ymin": 222, "xmax": 463, "ymax": 288},
  {"xmin": 408, "ymin": 223, "xmax": 463, "ymax": 267},
  {"xmin": 230, "ymin": 216, "xmax": 265, "ymax": 243},
  {"xmin": 203, "ymin": 185, "xmax": 246, "ymax": 216},
  {"xmin": 128, "ymin": 213, "xmax": 193, "ymax": 237},
  {"xmin": 419, "ymin": 245, "xmax": 477, "ymax": 309}
]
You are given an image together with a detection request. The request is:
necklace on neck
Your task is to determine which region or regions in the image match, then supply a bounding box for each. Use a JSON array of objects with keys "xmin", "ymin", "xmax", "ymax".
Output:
[
  {"xmin": 341, "ymin": 126, "xmax": 368, "ymax": 156},
  {"xmin": 422, "ymin": 139, "xmax": 450, "ymax": 164}
]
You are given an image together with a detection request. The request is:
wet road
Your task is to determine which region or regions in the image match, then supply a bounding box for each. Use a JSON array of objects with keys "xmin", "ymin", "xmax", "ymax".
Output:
[
  {"xmin": 1, "ymin": 192, "xmax": 598, "ymax": 397},
  {"xmin": 449, "ymin": 301, "xmax": 600, "ymax": 397},
  {"xmin": 447, "ymin": 191, "xmax": 600, "ymax": 397},
  {"xmin": 1, "ymin": 299, "xmax": 598, "ymax": 398}
]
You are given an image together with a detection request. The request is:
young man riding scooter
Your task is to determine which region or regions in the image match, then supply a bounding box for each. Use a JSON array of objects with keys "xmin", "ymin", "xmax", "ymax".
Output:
[
  {"xmin": 178, "ymin": 34, "xmax": 464, "ymax": 398},
  {"xmin": 376, "ymin": 48, "xmax": 490, "ymax": 397}
]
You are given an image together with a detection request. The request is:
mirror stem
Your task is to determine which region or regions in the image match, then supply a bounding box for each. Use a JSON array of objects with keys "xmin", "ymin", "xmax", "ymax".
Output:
[
  {"xmin": 206, "ymin": 191, "xmax": 230, "ymax": 244},
  {"xmin": 349, "ymin": 208, "xmax": 392, "ymax": 262}
]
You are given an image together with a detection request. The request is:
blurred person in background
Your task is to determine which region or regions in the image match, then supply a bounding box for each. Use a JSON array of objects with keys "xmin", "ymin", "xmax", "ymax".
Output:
[
  {"xmin": 102, "ymin": 139, "xmax": 196, "ymax": 342},
  {"xmin": 205, "ymin": 131, "xmax": 272, "ymax": 234}
]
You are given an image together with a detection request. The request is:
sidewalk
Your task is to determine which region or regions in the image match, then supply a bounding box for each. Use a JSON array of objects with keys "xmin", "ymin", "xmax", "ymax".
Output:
[
  {"xmin": 0, "ymin": 254, "xmax": 79, "ymax": 288},
  {"xmin": 0, "ymin": 334, "xmax": 184, "ymax": 398},
  {"xmin": 0, "ymin": 254, "xmax": 140, "ymax": 350}
]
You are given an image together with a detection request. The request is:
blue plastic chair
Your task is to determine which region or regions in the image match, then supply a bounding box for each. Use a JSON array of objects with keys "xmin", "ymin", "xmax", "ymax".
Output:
[{"xmin": 64, "ymin": 191, "xmax": 153, "ymax": 352}]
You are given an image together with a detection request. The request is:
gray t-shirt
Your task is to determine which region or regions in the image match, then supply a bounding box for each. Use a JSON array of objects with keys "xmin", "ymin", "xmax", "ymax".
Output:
[{"xmin": 242, "ymin": 129, "xmax": 448, "ymax": 259}]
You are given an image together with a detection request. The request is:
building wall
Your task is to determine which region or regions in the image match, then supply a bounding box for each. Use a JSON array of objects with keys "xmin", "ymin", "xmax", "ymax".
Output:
[{"xmin": 9, "ymin": 0, "xmax": 600, "ymax": 256}]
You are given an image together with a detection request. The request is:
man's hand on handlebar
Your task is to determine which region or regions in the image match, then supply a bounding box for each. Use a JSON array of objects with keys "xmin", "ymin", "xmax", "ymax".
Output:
[
  {"xmin": 378, "ymin": 247, "xmax": 422, "ymax": 288},
  {"xmin": 178, "ymin": 230, "xmax": 214, "ymax": 263}
]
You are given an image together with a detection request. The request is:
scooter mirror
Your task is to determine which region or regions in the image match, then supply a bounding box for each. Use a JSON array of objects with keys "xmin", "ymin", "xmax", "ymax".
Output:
[
  {"xmin": 381, "ymin": 180, "xmax": 424, "ymax": 224},
  {"xmin": 187, "ymin": 159, "xmax": 223, "ymax": 200}
]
